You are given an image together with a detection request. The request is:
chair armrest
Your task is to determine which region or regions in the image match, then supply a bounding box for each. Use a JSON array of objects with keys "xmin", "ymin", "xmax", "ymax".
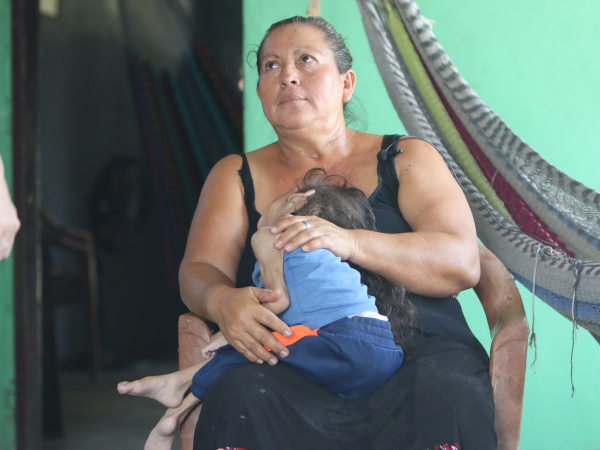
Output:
[
  {"xmin": 474, "ymin": 244, "xmax": 528, "ymax": 450},
  {"xmin": 474, "ymin": 244, "xmax": 527, "ymax": 338},
  {"xmin": 41, "ymin": 210, "xmax": 95, "ymax": 252},
  {"xmin": 490, "ymin": 321, "xmax": 528, "ymax": 450},
  {"xmin": 179, "ymin": 312, "xmax": 212, "ymax": 369},
  {"xmin": 179, "ymin": 313, "xmax": 213, "ymax": 450}
]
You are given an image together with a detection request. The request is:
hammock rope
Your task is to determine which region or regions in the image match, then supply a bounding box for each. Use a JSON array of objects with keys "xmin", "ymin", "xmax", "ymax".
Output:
[
  {"xmin": 392, "ymin": 0, "xmax": 600, "ymax": 262},
  {"xmin": 357, "ymin": 0, "xmax": 600, "ymax": 346},
  {"xmin": 382, "ymin": 5, "xmax": 513, "ymax": 222}
]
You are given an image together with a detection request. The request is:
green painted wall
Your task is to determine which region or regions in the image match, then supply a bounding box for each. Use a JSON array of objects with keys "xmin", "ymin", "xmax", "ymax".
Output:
[
  {"xmin": 243, "ymin": 0, "xmax": 600, "ymax": 447},
  {"xmin": 0, "ymin": 0, "xmax": 16, "ymax": 448}
]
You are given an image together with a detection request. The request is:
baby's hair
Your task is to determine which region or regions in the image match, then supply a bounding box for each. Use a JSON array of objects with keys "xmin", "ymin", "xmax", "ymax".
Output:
[{"xmin": 294, "ymin": 168, "xmax": 416, "ymax": 349}]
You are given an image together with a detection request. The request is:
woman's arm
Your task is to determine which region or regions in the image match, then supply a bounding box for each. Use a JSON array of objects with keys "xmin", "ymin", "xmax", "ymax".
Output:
[
  {"xmin": 271, "ymin": 138, "xmax": 480, "ymax": 297},
  {"xmin": 179, "ymin": 155, "xmax": 292, "ymax": 365}
]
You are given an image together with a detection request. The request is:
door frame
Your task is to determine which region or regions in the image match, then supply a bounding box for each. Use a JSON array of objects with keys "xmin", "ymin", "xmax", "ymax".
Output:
[{"xmin": 12, "ymin": 0, "xmax": 42, "ymax": 448}]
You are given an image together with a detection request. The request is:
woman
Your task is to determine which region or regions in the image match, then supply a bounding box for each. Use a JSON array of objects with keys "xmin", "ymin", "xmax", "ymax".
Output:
[
  {"xmin": 120, "ymin": 173, "xmax": 411, "ymax": 450},
  {"xmin": 180, "ymin": 16, "xmax": 496, "ymax": 450}
]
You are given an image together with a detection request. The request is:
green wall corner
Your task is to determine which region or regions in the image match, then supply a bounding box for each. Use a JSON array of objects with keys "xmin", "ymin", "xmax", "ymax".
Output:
[
  {"xmin": 0, "ymin": 0, "xmax": 16, "ymax": 448},
  {"xmin": 243, "ymin": 0, "xmax": 600, "ymax": 447}
]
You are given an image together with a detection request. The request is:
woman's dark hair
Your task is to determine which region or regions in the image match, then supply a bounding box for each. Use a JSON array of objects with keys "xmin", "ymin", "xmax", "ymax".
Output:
[
  {"xmin": 255, "ymin": 16, "xmax": 353, "ymax": 77},
  {"xmin": 293, "ymin": 168, "xmax": 416, "ymax": 349}
]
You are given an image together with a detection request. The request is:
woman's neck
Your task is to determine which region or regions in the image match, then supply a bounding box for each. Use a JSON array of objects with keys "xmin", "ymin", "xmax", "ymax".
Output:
[{"xmin": 274, "ymin": 121, "xmax": 356, "ymax": 166}]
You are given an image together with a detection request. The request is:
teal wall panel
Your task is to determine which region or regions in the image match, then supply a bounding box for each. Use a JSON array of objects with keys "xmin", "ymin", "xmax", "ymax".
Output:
[
  {"xmin": 414, "ymin": 2, "xmax": 600, "ymax": 447},
  {"xmin": 0, "ymin": 0, "xmax": 16, "ymax": 447}
]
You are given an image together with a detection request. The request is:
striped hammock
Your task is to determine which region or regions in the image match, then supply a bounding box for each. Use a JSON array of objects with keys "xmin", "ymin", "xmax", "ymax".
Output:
[{"xmin": 356, "ymin": 0, "xmax": 600, "ymax": 345}]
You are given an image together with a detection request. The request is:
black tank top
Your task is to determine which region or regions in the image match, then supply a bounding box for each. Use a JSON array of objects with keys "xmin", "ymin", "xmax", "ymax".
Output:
[{"xmin": 236, "ymin": 135, "xmax": 482, "ymax": 348}]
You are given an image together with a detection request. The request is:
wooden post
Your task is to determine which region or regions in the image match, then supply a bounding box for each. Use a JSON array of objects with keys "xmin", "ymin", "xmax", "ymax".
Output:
[
  {"xmin": 306, "ymin": 0, "xmax": 320, "ymax": 17},
  {"xmin": 12, "ymin": 0, "xmax": 42, "ymax": 448},
  {"xmin": 0, "ymin": 0, "xmax": 17, "ymax": 447}
]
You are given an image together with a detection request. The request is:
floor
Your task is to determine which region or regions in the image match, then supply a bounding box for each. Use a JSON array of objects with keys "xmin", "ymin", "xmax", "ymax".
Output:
[{"xmin": 44, "ymin": 360, "xmax": 182, "ymax": 450}]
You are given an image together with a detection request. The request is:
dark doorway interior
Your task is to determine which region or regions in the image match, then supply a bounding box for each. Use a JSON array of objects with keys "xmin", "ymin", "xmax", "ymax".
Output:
[{"xmin": 35, "ymin": 0, "xmax": 242, "ymax": 446}]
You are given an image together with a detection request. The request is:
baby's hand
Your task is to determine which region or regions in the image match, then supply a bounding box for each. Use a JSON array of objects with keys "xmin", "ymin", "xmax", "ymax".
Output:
[
  {"xmin": 251, "ymin": 227, "xmax": 291, "ymax": 315},
  {"xmin": 201, "ymin": 331, "xmax": 229, "ymax": 359},
  {"xmin": 257, "ymin": 189, "xmax": 315, "ymax": 228}
]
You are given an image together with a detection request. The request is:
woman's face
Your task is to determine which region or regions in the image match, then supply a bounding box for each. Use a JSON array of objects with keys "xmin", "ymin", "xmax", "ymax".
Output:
[{"xmin": 256, "ymin": 24, "xmax": 356, "ymax": 132}]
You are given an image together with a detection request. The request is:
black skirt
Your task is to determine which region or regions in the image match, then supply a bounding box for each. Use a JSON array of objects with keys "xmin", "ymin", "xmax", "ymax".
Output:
[{"xmin": 193, "ymin": 330, "xmax": 497, "ymax": 450}]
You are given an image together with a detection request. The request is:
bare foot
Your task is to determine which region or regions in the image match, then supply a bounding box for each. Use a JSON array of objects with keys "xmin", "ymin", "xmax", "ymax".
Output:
[
  {"xmin": 118, "ymin": 363, "xmax": 206, "ymax": 408},
  {"xmin": 144, "ymin": 393, "xmax": 202, "ymax": 450},
  {"xmin": 144, "ymin": 414, "xmax": 177, "ymax": 450}
]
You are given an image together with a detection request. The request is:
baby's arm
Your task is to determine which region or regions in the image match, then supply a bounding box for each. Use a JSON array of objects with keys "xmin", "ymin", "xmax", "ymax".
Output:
[
  {"xmin": 201, "ymin": 331, "xmax": 229, "ymax": 358},
  {"xmin": 251, "ymin": 227, "xmax": 291, "ymax": 315}
]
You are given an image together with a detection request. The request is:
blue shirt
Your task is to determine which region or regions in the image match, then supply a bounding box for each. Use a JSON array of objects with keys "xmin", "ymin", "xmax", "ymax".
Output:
[{"xmin": 252, "ymin": 248, "xmax": 379, "ymax": 330}]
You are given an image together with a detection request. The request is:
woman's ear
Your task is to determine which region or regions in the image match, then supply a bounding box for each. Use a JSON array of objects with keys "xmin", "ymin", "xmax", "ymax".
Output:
[{"xmin": 342, "ymin": 69, "xmax": 356, "ymax": 104}]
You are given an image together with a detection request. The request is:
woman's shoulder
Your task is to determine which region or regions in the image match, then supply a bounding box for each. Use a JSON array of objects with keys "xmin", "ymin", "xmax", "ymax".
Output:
[
  {"xmin": 352, "ymin": 131, "xmax": 383, "ymax": 149},
  {"xmin": 202, "ymin": 155, "xmax": 247, "ymax": 198},
  {"xmin": 212, "ymin": 153, "xmax": 244, "ymax": 172},
  {"xmin": 352, "ymin": 131, "xmax": 426, "ymax": 156},
  {"xmin": 210, "ymin": 149, "xmax": 277, "ymax": 181},
  {"xmin": 211, "ymin": 143, "xmax": 277, "ymax": 171},
  {"xmin": 393, "ymin": 136, "xmax": 446, "ymax": 172},
  {"xmin": 234, "ymin": 144, "xmax": 280, "ymax": 176}
]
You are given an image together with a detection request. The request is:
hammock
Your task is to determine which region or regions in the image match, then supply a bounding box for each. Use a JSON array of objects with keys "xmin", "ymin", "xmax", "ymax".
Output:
[{"xmin": 357, "ymin": 0, "xmax": 600, "ymax": 345}]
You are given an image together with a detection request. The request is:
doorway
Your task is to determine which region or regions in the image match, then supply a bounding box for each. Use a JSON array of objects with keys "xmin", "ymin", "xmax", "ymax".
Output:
[{"xmin": 15, "ymin": 0, "xmax": 243, "ymax": 447}]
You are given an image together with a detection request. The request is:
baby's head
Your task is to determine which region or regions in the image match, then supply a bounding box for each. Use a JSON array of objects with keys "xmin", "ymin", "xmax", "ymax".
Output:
[
  {"xmin": 294, "ymin": 168, "xmax": 415, "ymax": 349},
  {"xmin": 293, "ymin": 168, "xmax": 376, "ymax": 232}
]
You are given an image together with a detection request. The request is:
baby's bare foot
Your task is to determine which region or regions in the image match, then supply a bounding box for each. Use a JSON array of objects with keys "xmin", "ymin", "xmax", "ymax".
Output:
[
  {"xmin": 118, "ymin": 371, "xmax": 190, "ymax": 408},
  {"xmin": 144, "ymin": 393, "xmax": 202, "ymax": 450},
  {"xmin": 144, "ymin": 415, "xmax": 178, "ymax": 450}
]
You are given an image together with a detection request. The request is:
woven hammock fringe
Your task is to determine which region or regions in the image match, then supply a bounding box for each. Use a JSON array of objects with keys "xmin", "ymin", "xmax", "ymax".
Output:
[
  {"xmin": 357, "ymin": 0, "xmax": 600, "ymax": 348},
  {"xmin": 528, "ymin": 245, "xmax": 542, "ymax": 374}
]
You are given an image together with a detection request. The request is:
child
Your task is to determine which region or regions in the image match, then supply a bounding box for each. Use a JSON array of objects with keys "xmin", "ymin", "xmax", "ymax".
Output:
[{"xmin": 118, "ymin": 168, "xmax": 415, "ymax": 450}]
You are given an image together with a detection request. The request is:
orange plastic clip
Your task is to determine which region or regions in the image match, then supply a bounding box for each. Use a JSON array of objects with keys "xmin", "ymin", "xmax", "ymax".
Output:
[{"xmin": 265, "ymin": 324, "xmax": 319, "ymax": 351}]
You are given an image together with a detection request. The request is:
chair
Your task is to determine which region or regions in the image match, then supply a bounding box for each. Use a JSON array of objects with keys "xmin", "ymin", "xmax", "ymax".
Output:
[
  {"xmin": 178, "ymin": 245, "xmax": 528, "ymax": 450},
  {"xmin": 178, "ymin": 313, "xmax": 213, "ymax": 448},
  {"xmin": 41, "ymin": 211, "xmax": 102, "ymax": 438},
  {"xmin": 41, "ymin": 210, "xmax": 102, "ymax": 379}
]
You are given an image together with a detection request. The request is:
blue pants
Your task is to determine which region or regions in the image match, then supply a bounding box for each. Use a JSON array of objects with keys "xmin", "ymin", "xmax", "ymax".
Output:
[{"xmin": 191, "ymin": 316, "xmax": 403, "ymax": 401}]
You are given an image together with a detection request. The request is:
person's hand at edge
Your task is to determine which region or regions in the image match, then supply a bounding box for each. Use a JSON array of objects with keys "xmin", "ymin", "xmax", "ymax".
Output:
[{"xmin": 0, "ymin": 156, "xmax": 20, "ymax": 261}]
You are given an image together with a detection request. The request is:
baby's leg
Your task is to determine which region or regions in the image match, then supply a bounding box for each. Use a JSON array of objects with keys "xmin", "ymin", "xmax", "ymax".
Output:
[
  {"xmin": 118, "ymin": 357, "xmax": 213, "ymax": 408},
  {"xmin": 144, "ymin": 392, "xmax": 202, "ymax": 450}
]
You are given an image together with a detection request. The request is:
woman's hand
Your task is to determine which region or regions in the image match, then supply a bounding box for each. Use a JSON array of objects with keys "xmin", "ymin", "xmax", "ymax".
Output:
[
  {"xmin": 180, "ymin": 155, "xmax": 291, "ymax": 364},
  {"xmin": 209, "ymin": 285, "xmax": 292, "ymax": 366},
  {"xmin": 270, "ymin": 214, "xmax": 357, "ymax": 260}
]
